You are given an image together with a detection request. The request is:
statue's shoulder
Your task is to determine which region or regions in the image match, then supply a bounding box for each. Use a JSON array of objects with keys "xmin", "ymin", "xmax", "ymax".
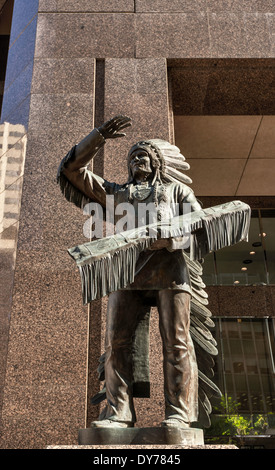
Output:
[
  {"xmin": 164, "ymin": 180, "xmax": 193, "ymax": 196},
  {"xmin": 102, "ymin": 180, "xmax": 130, "ymax": 200},
  {"xmin": 116, "ymin": 182, "xmax": 131, "ymax": 193}
]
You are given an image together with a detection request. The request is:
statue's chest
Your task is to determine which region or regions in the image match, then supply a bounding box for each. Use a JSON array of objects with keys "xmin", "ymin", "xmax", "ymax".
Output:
[{"xmin": 114, "ymin": 184, "xmax": 173, "ymax": 225}]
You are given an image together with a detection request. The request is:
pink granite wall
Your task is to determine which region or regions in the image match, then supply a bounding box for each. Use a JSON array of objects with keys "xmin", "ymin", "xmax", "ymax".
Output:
[{"xmin": 1, "ymin": 0, "xmax": 275, "ymax": 448}]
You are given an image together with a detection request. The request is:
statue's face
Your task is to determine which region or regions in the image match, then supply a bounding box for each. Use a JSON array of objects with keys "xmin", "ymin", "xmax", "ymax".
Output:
[{"xmin": 129, "ymin": 149, "xmax": 152, "ymax": 180}]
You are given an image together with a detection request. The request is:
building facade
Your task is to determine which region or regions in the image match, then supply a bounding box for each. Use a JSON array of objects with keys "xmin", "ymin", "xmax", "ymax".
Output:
[{"xmin": 0, "ymin": 0, "xmax": 274, "ymax": 448}]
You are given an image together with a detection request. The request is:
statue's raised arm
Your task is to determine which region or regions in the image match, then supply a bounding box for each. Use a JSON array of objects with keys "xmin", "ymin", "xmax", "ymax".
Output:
[
  {"xmin": 57, "ymin": 115, "xmax": 131, "ymax": 208},
  {"xmin": 75, "ymin": 115, "xmax": 132, "ymax": 164}
]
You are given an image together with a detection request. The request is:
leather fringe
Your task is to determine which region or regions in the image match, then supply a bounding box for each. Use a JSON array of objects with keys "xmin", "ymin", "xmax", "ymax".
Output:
[{"xmin": 70, "ymin": 201, "xmax": 251, "ymax": 304}]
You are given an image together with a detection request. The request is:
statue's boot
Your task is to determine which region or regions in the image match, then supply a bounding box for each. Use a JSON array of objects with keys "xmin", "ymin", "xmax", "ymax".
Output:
[
  {"xmin": 90, "ymin": 419, "xmax": 134, "ymax": 428},
  {"xmin": 161, "ymin": 417, "xmax": 190, "ymax": 428}
]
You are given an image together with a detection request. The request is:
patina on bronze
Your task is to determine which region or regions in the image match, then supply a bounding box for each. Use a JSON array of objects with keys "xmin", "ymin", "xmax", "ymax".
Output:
[{"xmin": 57, "ymin": 115, "xmax": 251, "ymax": 431}]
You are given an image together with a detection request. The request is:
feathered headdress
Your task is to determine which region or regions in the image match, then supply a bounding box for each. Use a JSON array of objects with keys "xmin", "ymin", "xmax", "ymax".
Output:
[{"xmin": 127, "ymin": 139, "xmax": 192, "ymax": 185}]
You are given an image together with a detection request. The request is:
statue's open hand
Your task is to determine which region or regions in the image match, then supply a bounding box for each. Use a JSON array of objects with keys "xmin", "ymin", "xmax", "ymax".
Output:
[{"xmin": 98, "ymin": 115, "xmax": 132, "ymax": 139}]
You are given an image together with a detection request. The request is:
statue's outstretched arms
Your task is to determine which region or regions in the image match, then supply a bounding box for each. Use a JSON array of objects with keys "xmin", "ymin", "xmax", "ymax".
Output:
[
  {"xmin": 184, "ymin": 190, "xmax": 202, "ymax": 212},
  {"xmin": 59, "ymin": 128, "xmax": 107, "ymax": 206},
  {"xmin": 73, "ymin": 115, "xmax": 132, "ymax": 168},
  {"xmin": 57, "ymin": 115, "xmax": 131, "ymax": 207}
]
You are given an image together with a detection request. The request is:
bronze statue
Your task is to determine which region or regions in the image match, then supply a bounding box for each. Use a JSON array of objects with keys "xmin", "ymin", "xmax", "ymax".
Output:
[{"xmin": 57, "ymin": 115, "xmax": 251, "ymax": 430}]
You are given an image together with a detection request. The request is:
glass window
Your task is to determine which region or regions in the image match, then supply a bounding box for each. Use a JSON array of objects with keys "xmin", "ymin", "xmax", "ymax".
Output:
[
  {"xmin": 0, "ymin": 0, "xmax": 14, "ymax": 116},
  {"xmin": 202, "ymin": 209, "xmax": 275, "ymax": 286},
  {"xmin": 212, "ymin": 318, "xmax": 275, "ymax": 414},
  {"xmin": 260, "ymin": 210, "xmax": 275, "ymax": 284}
]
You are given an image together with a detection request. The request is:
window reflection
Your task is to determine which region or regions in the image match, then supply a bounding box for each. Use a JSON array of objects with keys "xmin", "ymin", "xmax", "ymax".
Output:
[
  {"xmin": 213, "ymin": 318, "xmax": 275, "ymax": 414},
  {"xmin": 261, "ymin": 210, "xmax": 275, "ymax": 284},
  {"xmin": 0, "ymin": 122, "xmax": 26, "ymax": 276},
  {"xmin": 202, "ymin": 209, "xmax": 275, "ymax": 286}
]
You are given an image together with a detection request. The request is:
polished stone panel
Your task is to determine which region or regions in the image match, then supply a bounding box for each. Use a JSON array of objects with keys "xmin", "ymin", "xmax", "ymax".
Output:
[
  {"xmin": 267, "ymin": 14, "xmax": 275, "ymax": 56},
  {"xmin": 0, "ymin": 264, "xmax": 89, "ymax": 448},
  {"xmin": 207, "ymin": 0, "xmax": 275, "ymax": 12},
  {"xmin": 268, "ymin": 287, "xmax": 275, "ymax": 316},
  {"xmin": 169, "ymin": 65, "xmax": 211, "ymax": 116},
  {"xmin": 135, "ymin": 0, "xmax": 208, "ymax": 12},
  {"xmin": 216, "ymin": 286, "xmax": 272, "ymax": 317},
  {"xmin": 35, "ymin": 13, "xmax": 135, "ymax": 58},
  {"xmin": 28, "ymin": 93, "xmax": 94, "ymax": 143},
  {"xmin": 39, "ymin": 0, "xmax": 134, "ymax": 12},
  {"xmin": 203, "ymin": 286, "xmax": 220, "ymax": 316},
  {"xmin": 0, "ymin": 40, "xmax": 97, "ymax": 449},
  {"xmin": 208, "ymin": 12, "xmax": 272, "ymax": 58},
  {"xmin": 104, "ymin": 58, "xmax": 168, "ymax": 96},
  {"xmin": 136, "ymin": 0, "xmax": 275, "ymax": 13},
  {"xmin": 17, "ymin": 91, "xmax": 95, "ymax": 260},
  {"xmin": 38, "ymin": 0, "xmax": 57, "ymax": 10},
  {"xmin": 169, "ymin": 59, "xmax": 275, "ymax": 116},
  {"xmin": 135, "ymin": 13, "xmax": 210, "ymax": 58},
  {"xmin": 103, "ymin": 58, "xmax": 171, "ymax": 184},
  {"xmin": 32, "ymin": 58, "xmax": 95, "ymax": 94}
]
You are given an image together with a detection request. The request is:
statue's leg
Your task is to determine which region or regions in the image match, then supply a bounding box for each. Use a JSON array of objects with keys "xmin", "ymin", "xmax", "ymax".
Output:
[
  {"xmin": 156, "ymin": 289, "xmax": 198, "ymax": 427},
  {"xmin": 95, "ymin": 290, "xmax": 144, "ymax": 426}
]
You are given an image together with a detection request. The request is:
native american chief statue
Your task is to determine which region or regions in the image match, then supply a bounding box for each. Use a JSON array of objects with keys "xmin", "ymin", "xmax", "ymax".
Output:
[{"xmin": 57, "ymin": 115, "xmax": 251, "ymax": 429}]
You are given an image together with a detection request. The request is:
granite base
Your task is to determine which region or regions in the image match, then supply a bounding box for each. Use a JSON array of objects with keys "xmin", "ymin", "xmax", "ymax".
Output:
[{"xmin": 78, "ymin": 426, "xmax": 204, "ymax": 446}]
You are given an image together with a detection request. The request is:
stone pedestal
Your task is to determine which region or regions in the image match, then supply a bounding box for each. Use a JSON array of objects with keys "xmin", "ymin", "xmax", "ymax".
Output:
[{"xmin": 78, "ymin": 426, "xmax": 204, "ymax": 446}]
